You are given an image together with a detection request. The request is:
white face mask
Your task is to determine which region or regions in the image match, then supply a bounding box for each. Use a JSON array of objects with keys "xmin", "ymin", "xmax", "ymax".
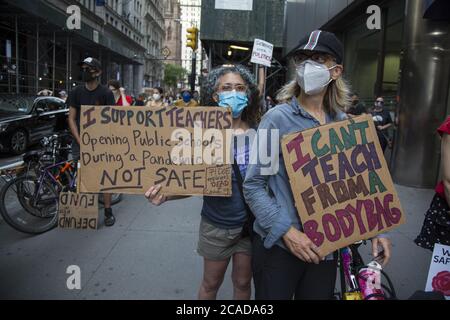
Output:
[
  {"xmin": 152, "ymin": 93, "xmax": 161, "ymax": 101},
  {"xmin": 296, "ymin": 60, "xmax": 336, "ymax": 95}
]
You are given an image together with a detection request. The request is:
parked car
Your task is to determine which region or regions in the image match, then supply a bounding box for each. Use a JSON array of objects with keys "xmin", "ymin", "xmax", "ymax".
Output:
[{"xmin": 0, "ymin": 95, "xmax": 68, "ymax": 155}]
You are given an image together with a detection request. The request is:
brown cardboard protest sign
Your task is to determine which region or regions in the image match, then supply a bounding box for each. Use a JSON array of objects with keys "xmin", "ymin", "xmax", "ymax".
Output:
[
  {"xmin": 77, "ymin": 105, "xmax": 232, "ymax": 196},
  {"xmin": 281, "ymin": 114, "xmax": 406, "ymax": 257},
  {"xmin": 58, "ymin": 192, "xmax": 99, "ymax": 230}
]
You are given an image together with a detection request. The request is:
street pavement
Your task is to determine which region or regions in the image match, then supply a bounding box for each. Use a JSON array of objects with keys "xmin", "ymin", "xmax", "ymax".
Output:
[{"xmin": 0, "ymin": 183, "xmax": 435, "ymax": 300}]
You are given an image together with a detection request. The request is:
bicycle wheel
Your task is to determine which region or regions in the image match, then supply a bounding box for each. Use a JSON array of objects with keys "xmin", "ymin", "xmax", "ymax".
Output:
[{"xmin": 0, "ymin": 175, "xmax": 59, "ymax": 234}]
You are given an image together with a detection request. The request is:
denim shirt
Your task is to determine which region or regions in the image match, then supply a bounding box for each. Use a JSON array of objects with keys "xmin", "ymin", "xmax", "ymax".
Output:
[{"xmin": 243, "ymin": 97, "xmax": 348, "ymax": 252}]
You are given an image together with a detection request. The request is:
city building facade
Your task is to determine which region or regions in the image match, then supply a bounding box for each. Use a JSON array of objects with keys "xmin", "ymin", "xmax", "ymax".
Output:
[
  {"xmin": 180, "ymin": 0, "xmax": 202, "ymax": 89},
  {"xmin": 200, "ymin": 0, "xmax": 286, "ymax": 97},
  {"xmin": 283, "ymin": 0, "xmax": 450, "ymax": 188},
  {"xmin": 0, "ymin": 0, "xmax": 164, "ymax": 97},
  {"xmin": 163, "ymin": 0, "xmax": 182, "ymax": 66}
]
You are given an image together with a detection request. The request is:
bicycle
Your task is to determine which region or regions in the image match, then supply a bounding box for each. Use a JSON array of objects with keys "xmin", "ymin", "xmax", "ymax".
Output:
[
  {"xmin": 0, "ymin": 132, "xmax": 76, "ymax": 233},
  {"xmin": 336, "ymin": 241, "xmax": 397, "ymax": 300}
]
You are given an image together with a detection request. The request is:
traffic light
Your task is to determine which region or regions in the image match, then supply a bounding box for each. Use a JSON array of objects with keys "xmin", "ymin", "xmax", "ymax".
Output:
[{"xmin": 186, "ymin": 27, "xmax": 198, "ymax": 51}]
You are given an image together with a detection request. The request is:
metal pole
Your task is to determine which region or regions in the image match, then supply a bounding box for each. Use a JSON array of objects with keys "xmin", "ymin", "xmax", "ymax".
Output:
[
  {"xmin": 36, "ymin": 22, "xmax": 39, "ymax": 93},
  {"xmin": 15, "ymin": 16, "xmax": 19, "ymax": 94},
  {"xmin": 52, "ymin": 31, "xmax": 56, "ymax": 93},
  {"xmin": 190, "ymin": 51, "xmax": 196, "ymax": 92},
  {"xmin": 66, "ymin": 36, "xmax": 69, "ymax": 92}
]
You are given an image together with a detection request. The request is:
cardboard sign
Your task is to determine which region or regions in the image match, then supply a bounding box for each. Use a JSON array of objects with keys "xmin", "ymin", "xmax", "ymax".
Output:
[
  {"xmin": 281, "ymin": 115, "xmax": 406, "ymax": 257},
  {"xmin": 251, "ymin": 39, "xmax": 274, "ymax": 67},
  {"xmin": 77, "ymin": 105, "xmax": 232, "ymax": 196},
  {"xmin": 425, "ymin": 244, "xmax": 450, "ymax": 299},
  {"xmin": 58, "ymin": 192, "xmax": 99, "ymax": 230}
]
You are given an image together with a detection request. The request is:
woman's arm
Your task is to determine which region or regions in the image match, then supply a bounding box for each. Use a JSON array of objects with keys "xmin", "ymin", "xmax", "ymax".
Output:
[
  {"xmin": 243, "ymin": 116, "xmax": 292, "ymax": 248},
  {"xmin": 257, "ymin": 66, "xmax": 265, "ymax": 97},
  {"xmin": 442, "ymin": 134, "xmax": 450, "ymax": 207},
  {"xmin": 144, "ymin": 184, "xmax": 189, "ymax": 206},
  {"xmin": 120, "ymin": 87, "xmax": 131, "ymax": 106}
]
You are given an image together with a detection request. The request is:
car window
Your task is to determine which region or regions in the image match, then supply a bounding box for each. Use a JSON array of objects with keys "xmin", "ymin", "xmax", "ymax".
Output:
[
  {"xmin": 0, "ymin": 95, "xmax": 34, "ymax": 114},
  {"xmin": 36, "ymin": 98, "xmax": 66, "ymax": 112},
  {"xmin": 46, "ymin": 99, "xmax": 65, "ymax": 111}
]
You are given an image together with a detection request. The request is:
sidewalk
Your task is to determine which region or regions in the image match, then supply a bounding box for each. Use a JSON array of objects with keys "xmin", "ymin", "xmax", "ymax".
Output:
[{"xmin": 0, "ymin": 184, "xmax": 435, "ymax": 299}]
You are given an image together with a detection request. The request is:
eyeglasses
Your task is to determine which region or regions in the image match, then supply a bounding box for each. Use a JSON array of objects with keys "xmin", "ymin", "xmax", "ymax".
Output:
[
  {"xmin": 293, "ymin": 52, "xmax": 336, "ymax": 65},
  {"xmin": 218, "ymin": 84, "xmax": 247, "ymax": 93}
]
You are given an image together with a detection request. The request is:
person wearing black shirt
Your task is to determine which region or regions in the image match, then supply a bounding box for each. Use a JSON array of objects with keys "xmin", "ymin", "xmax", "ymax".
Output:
[
  {"xmin": 67, "ymin": 57, "xmax": 117, "ymax": 227},
  {"xmin": 370, "ymin": 96, "xmax": 393, "ymax": 152},
  {"xmin": 347, "ymin": 93, "xmax": 366, "ymax": 117}
]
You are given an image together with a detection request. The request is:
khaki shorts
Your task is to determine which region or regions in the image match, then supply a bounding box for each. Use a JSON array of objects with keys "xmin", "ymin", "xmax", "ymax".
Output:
[{"xmin": 197, "ymin": 217, "xmax": 252, "ymax": 261}]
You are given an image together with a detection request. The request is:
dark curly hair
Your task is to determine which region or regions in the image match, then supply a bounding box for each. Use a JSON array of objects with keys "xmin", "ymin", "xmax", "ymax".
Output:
[{"xmin": 200, "ymin": 64, "xmax": 261, "ymax": 128}]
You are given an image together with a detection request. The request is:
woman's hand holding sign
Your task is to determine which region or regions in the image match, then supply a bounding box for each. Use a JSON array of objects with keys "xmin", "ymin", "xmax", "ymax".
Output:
[
  {"xmin": 283, "ymin": 226, "xmax": 323, "ymax": 264},
  {"xmin": 145, "ymin": 184, "xmax": 168, "ymax": 206},
  {"xmin": 371, "ymin": 237, "xmax": 392, "ymax": 267}
]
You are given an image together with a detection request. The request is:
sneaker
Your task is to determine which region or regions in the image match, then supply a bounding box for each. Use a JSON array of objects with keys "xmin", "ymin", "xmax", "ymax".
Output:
[{"xmin": 104, "ymin": 208, "xmax": 116, "ymax": 227}]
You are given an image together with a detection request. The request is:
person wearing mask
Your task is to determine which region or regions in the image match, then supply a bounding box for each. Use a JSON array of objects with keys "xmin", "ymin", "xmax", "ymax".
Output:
[
  {"xmin": 243, "ymin": 30, "xmax": 392, "ymax": 300},
  {"xmin": 146, "ymin": 87, "xmax": 167, "ymax": 108},
  {"xmin": 415, "ymin": 116, "xmax": 450, "ymax": 249},
  {"xmin": 108, "ymin": 80, "xmax": 132, "ymax": 106},
  {"xmin": 145, "ymin": 65, "xmax": 261, "ymax": 300},
  {"xmin": 370, "ymin": 97, "xmax": 392, "ymax": 152},
  {"xmin": 66, "ymin": 57, "xmax": 116, "ymax": 227},
  {"xmin": 58, "ymin": 90, "xmax": 68, "ymax": 102},
  {"xmin": 134, "ymin": 93, "xmax": 146, "ymax": 106},
  {"xmin": 174, "ymin": 89, "xmax": 199, "ymax": 107},
  {"xmin": 347, "ymin": 92, "xmax": 366, "ymax": 117}
]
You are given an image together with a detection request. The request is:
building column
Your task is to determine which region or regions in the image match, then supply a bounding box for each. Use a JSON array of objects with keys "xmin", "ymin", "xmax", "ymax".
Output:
[{"xmin": 391, "ymin": 0, "xmax": 450, "ymax": 187}]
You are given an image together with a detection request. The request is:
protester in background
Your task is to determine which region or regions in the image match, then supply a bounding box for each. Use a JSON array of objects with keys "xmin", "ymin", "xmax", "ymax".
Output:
[
  {"xmin": 146, "ymin": 87, "xmax": 167, "ymax": 108},
  {"xmin": 134, "ymin": 93, "xmax": 146, "ymax": 106},
  {"xmin": 174, "ymin": 89, "xmax": 199, "ymax": 107},
  {"xmin": 58, "ymin": 90, "xmax": 68, "ymax": 102},
  {"xmin": 37, "ymin": 89, "xmax": 53, "ymax": 96},
  {"xmin": 145, "ymin": 65, "xmax": 261, "ymax": 300},
  {"xmin": 193, "ymin": 90, "xmax": 200, "ymax": 103},
  {"xmin": 415, "ymin": 116, "xmax": 450, "ymax": 250},
  {"xmin": 108, "ymin": 80, "xmax": 132, "ymax": 106},
  {"xmin": 370, "ymin": 96, "xmax": 393, "ymax": 152},
  {"xmin": 347, "ymin": 92, "xmax": 366, "ymax": 117},
  {"xmin": 243, "ymin": 30, "xmax": 392, "ymax": 300},
  {"xmin": 265, "ymin": 96, "xmax": 275, "ymax": 111},
  {"xmin": 67, "ymin": 57, "xmax": 116, "ymax": 227}
]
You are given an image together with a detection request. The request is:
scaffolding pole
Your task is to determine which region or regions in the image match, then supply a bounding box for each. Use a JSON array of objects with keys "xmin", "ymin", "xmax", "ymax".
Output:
[
  {"xmin": 15, "ymin": 16, "xmax": 19, "ymax": 94},
  {"xmin": 52, "ymin": 31, "xmax": 56, "ymax": 93},
  {"xmin": 35, "ymin": 22, "xmax": 39, "ymax": 93},
  {"xmin": 66, "ymin": 36, "xmax": 69, "ymax": 92}
]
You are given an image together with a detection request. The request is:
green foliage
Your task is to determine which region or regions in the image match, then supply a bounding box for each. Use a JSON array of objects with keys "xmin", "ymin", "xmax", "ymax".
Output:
[{"xmin": 164, "ymin": 63, "xmax": 188, "ymax": 88}]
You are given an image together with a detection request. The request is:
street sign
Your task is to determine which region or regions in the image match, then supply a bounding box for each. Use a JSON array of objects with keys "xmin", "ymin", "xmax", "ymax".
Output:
[{"xmin": 251, "ymin": 39, "xmax": 273, "ymax": 67}]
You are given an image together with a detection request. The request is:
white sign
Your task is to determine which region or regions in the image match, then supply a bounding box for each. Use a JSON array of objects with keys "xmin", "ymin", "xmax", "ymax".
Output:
[
  {"xmin": 250, "ymin": 39, "xmax": 274, "ymax": 67},
  {"xmin": 425, "ymin": 243, "xmax": 450, "ymax": 299},
  {"xmin": 215, "ymin": 0, "xmax": 253, "ymax": 11}
]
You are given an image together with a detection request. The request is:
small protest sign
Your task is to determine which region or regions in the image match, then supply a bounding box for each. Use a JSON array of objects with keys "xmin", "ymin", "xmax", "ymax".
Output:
[
  {"xmin": 281, "ymin": 114, "xmax": 406, "ymax": 257},
  {"xmin": 425, "ymin": 243, "xmax": 450, "ymax": 299},
  {"xmin": 251, "ymin": 39, "xmax": 274, "ymax": 67},
  {"xmin": 77, "ymin": 105, "xmax": 232, "ymax": 196},
  {"xmin": 58, "ymin": 192, "xmax": 99, "ymax": 230}
]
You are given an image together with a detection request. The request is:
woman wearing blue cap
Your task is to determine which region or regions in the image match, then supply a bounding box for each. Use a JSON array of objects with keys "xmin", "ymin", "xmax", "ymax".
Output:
[{"xmin": 243, "ymin": 30, "xmax": 392, "ymax": 299}]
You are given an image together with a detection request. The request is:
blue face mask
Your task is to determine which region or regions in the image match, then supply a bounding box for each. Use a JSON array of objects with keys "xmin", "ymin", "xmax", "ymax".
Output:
[
  {"xmin": 182, "ymin": 92, "xmax": 191, "ymax": 103},
  {"xmin": 218, "ymin": 91, "xmax": 248, "ymax": 118}
]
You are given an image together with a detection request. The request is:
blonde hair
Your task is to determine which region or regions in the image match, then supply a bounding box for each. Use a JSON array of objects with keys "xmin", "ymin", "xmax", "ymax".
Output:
[{"xmin": 276, "ymin": 76, "xmax": 352, "ymax": 119}]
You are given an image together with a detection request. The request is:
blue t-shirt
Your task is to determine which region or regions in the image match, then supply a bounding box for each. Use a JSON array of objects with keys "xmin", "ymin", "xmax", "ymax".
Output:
[{"xmin": 201, "ymin": 135, "xmax": 250, "ymax": 229}]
